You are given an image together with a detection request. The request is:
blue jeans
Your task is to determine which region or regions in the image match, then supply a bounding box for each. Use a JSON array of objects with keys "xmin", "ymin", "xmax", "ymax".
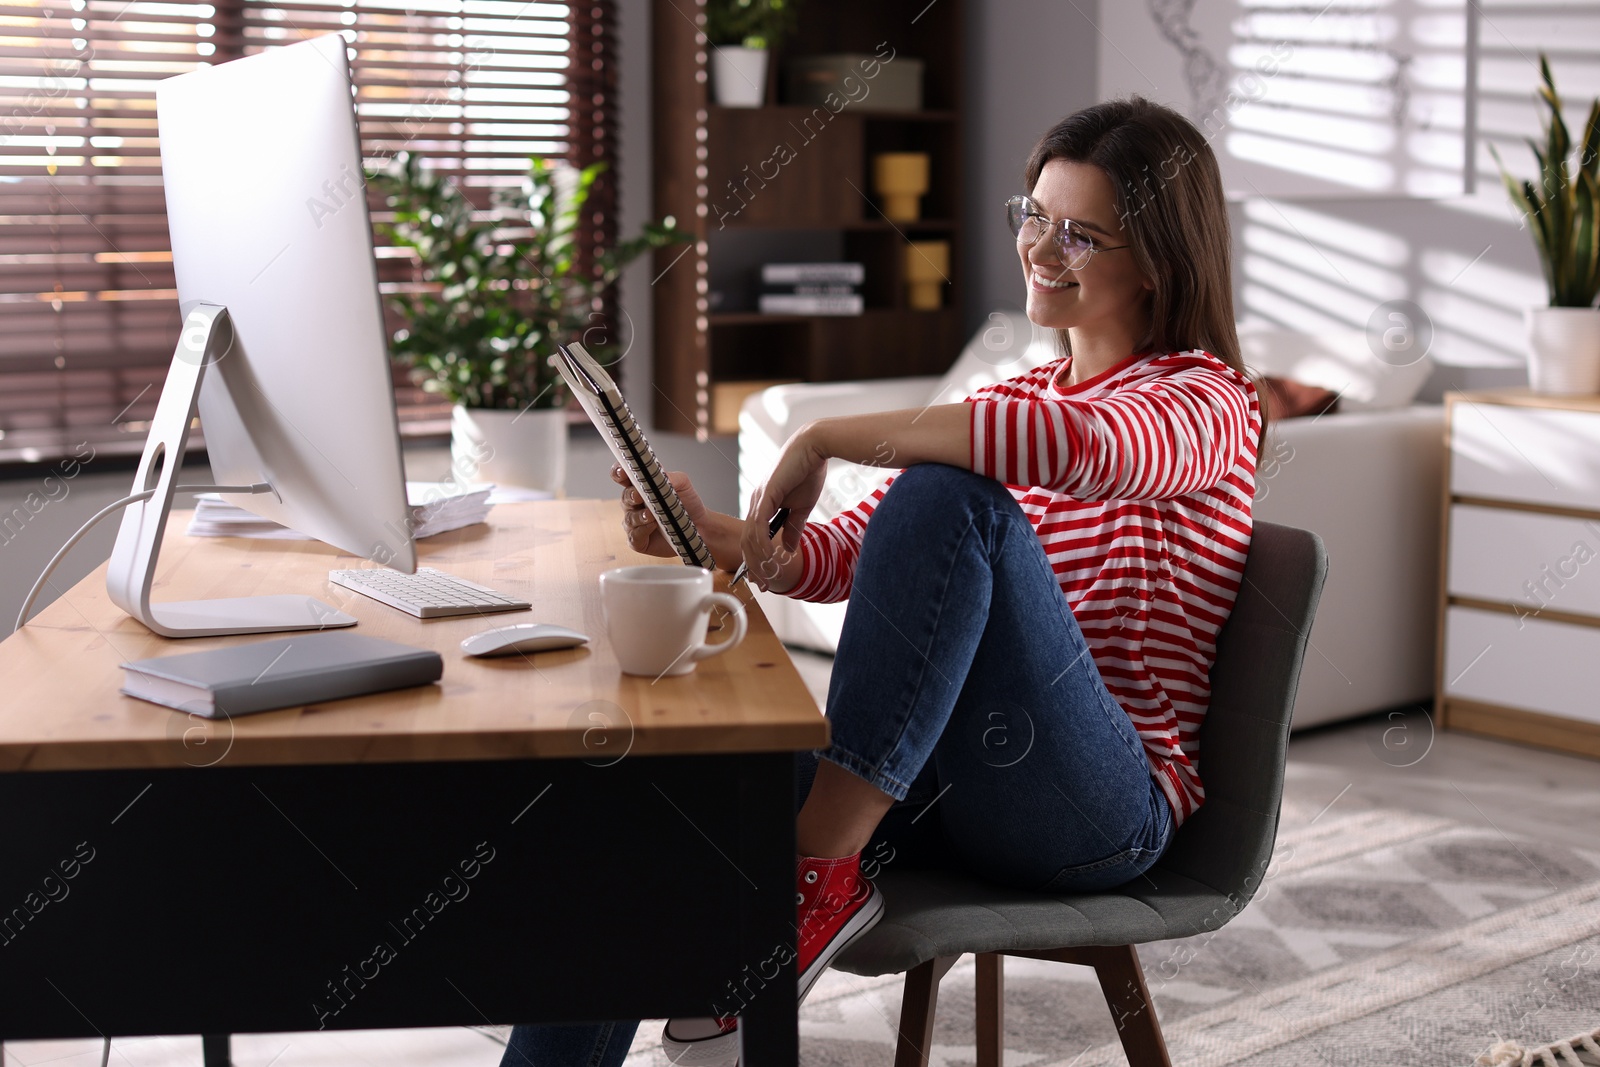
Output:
[
  {"xmin": 804, "ymin": 463, "xmax": 1174, "ymax": 893},
  {"xmin": 499, "ymin": 1021, "xmax": 638, "ymax": 1067}
]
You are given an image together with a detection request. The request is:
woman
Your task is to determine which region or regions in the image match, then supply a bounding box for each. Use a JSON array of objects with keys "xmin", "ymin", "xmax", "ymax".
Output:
[{"xmin": 612, "ymin": 95, "xmax": 1261, "ymax": 1066}]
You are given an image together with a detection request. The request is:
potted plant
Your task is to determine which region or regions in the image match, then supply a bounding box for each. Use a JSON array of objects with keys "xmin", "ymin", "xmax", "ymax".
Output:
[
  {"xmin": 705, "ymin": 0, "xmax": 798, "ymax": 107},
  {"xmin": 370, "ymin": 152, "xmax": 683, "ymax": 490},
  {"xmin": 1493, "ymin": 55, "xmax": 1600, "ymax": 395}
]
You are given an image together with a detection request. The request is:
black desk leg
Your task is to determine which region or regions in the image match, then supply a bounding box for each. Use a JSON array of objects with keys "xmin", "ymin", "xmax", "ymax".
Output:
[
  {"xmin": 201, "ymin": 1034, "xmax": 230, "ymax": 1066},
  {"xmin": 734, "ymin": 754, "xmax": 800, "ymax": 1067},
  {"xmin": 739, "ymin": 990, "xmax": 799, "ymax": 1067}
]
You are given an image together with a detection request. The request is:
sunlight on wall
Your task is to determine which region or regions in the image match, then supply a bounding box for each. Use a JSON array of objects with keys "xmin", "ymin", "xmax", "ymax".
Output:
[
  {"xmin": 1419, "ymin": 251, "xmax": 1543, "ymax": 368},
  {"xmin": 1228, "ymin": 133, "xmax": 1397, "ymax": 191},
  {"xmin": 1240, "ymin": 189, "xmax": 1540, "ymax": 369},
  {"xmin": 1243, "ymin": 225, "xmax": 1406, "ymax": 296},
  {"xmin": 1244, "ymin": 200, "xmax": 1411, "ymax": 266},
  {"xmin": 1239, "ymin": 199, "xmax": 1414, "ymax": 335},
  {"xmin": 1235, "ymin": 5, "xmax": 1600, "ymax": 377},
  {"xmin": 1223, "ymin": 0, "xmax": 1468, "ymax": 197},
  {"xmin": 1098, "ymin": 0, "xmax": 1471, "ymax": 197}
]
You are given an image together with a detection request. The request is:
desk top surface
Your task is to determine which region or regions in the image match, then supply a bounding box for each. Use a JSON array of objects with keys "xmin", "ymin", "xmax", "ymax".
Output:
[{"xmin": 0, "ymin": 500, "xmax": 827, "ymax": 772}]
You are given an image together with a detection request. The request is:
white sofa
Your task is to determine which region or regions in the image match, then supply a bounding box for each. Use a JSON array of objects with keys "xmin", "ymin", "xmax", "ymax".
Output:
[{"xmin": 738, "ymin": 315, "xmax": 1444, "ymax": 731}]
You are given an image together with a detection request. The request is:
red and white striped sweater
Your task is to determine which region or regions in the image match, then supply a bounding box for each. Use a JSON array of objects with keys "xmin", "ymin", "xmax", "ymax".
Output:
[{"xmin": 787, "ymin": 348, "xmax": 1261, "ymax": 826}]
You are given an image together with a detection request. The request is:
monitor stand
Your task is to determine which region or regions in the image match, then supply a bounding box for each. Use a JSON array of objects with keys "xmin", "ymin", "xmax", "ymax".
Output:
[{"xmin": 105, "ymin": 303, "xmax": 358, "ymax": 638}]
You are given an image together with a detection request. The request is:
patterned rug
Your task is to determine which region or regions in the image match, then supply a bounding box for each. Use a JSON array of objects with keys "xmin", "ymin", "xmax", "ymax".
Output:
[{"xmin": 617, "ymin": 795, "xmax": 1600, "ymax": 1067}]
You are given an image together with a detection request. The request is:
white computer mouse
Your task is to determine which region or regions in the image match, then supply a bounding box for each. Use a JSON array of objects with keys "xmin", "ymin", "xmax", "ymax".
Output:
[{"xmin": 461, "ymin": 623, "xmax": 591, "ymax": 658}]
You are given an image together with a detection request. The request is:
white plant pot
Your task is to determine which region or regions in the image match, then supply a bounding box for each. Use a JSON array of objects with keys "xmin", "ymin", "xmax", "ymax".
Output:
[
  {"xmin": 450, "ymin": 405, "xmax": 567, "ymax": 493},
  {"xmin": 712, "ymin": 46, "xmax": 768, "ymax": 107},
  {"xmin": 1526, "ymin": 306, "xmax": 1600, "ymax": 395}
]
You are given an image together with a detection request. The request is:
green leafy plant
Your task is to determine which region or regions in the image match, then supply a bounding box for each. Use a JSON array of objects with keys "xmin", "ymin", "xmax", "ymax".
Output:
[
  {"xmin": 369, "ymin": 151, "xmax": 684, "ymax": 410},
  {"xmin": 704, "ymin": 0, "xmax": 797, "ymax": 50},
  {"xmin": 1491, "ymin": 55, "xmax": 1600, "ymax": 308}
]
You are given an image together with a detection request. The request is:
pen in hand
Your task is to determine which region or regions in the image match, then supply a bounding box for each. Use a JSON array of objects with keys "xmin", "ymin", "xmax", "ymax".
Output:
[{"xmin": 730, "ymin": 507, "xmax": 791, "ymax": 589}]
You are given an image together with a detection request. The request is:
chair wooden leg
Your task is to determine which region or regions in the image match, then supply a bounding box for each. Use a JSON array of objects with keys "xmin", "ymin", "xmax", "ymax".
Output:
[
  {"xmin": 1012, "ymin": 945, "xmax": 1171, "ymax": 1067},
  {"xmin": 893, "ymin": 955, "xmax": 959, "ymax": 1067},
  {"xmin": 1086, "ymin": 945, "xmax": 1171, "ymax": 1067},
  {"xmin": 975, "ymin": 953, "xmax": 1004, "ymax": 1067}
]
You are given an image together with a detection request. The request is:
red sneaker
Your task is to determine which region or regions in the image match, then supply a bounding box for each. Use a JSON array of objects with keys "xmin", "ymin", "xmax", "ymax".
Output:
[
  {"xmin": 661, "ymin": 852, "xmax": 884, "ymax": 1067},
  {"xmin": 794, "ymin": 852, "xmax": 884, "ymax": 994}
]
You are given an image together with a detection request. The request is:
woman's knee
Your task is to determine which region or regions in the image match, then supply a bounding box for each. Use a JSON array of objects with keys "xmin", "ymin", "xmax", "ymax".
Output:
[
  {"xmin": 852, "ymin": 465, "xmax": 1032, "ymax": 589},
  {"xmin": 876, "ymin": 463, "xmax": 1015, "ymax": 524}
]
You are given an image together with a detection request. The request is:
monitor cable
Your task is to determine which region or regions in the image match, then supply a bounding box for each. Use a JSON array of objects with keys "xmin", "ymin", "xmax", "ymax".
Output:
[{"xmin": 15, "ymin": 483, "xmax": 273, "ymax": 631}]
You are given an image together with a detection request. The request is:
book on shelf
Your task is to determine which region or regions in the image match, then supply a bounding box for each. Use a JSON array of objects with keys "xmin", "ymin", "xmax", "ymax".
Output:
[
  {"xmin": 760, "ymin": 262, "xmax": 865, "ymax": 286},
  {"xmin": 758, "ymin": 292, "xmax": 864, "ymax": 316},
  {"xmin": 760, "ymin": 282, "xmax": 859, "ymax": 297}
]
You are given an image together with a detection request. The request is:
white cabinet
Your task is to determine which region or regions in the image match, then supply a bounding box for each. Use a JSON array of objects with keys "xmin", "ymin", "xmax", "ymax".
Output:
[
  {"xmin": 1439, "ymin": 391, "xmax": 1600, "ymax": 759},
  {"xmin": 1443, "ymin": 606, "xmax": 1600, "ymax": 726},
  {"xmin": 1446, "ymin": 505, "xmax": 1600, "ymax": 618},
  {"xmin": 1450, "ymin": 401, "xmax": 1600, "ymax": 510}
]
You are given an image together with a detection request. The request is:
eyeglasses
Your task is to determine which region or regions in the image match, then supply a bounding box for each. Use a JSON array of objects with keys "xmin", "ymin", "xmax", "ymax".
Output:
[{"xmin": 1006, "ymin": 194, "xmax": 1130, "ymax": 271}]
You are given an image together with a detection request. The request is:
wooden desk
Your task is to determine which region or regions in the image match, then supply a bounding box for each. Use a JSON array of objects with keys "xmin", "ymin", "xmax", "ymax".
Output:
[
  {"xmin": 0, "ymin": 501, "xmax": 826, "ymax": 1065},
  {"xmin": 0, "ymin": 500, "xmax": 824, "ymax": 769}
]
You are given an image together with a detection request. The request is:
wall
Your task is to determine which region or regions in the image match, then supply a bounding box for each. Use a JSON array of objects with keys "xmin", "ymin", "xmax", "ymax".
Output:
[
  {"xmin": 957, "ymin": 0, "xmax": 1595, "ymax": 400},
  {"xmin": 961, "ymin": 0, "xmax": 1102, "ymax": 339}
]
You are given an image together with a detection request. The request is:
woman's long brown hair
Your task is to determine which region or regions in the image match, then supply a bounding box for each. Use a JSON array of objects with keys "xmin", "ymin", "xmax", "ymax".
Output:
[{"xmin": 1024, "ymin": 96, "xmax": 1265, "ymax": 423}]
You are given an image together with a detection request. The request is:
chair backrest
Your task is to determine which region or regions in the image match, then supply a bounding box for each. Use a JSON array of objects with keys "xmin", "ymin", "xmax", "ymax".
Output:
[{"xmin": 1152, "ymin": 520, "xmax": 1328, "ymax": 913}]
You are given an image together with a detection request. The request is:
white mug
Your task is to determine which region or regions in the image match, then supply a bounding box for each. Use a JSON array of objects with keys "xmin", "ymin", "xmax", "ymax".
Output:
[{"xmin": 599, "ymin": 566, "xmax": 748, "ymax": 677}]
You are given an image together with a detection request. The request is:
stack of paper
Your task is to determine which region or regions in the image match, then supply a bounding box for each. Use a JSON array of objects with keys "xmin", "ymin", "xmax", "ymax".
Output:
[{"xmin": 186, "ymin": 482, "xmax": 498, "ymax": 540}]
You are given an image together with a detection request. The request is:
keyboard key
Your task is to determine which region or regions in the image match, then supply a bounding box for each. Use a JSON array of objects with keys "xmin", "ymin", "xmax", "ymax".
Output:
[{"xmin": 327, "ymin": 568, "xmax": 532, "ymax": 619}]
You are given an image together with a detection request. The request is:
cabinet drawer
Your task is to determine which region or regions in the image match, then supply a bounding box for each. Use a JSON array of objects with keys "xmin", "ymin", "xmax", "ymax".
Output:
[
  {"xmin": 1449, "ymin": 504, "xmax": 1600, "ymax": 618},
  {"xmin": 1443, "ymin": 605, "xmax": 1600, "ymax": 725},
  {"xmin": 1451, "ymin": 402, "xmax": 1600, "ymax": 511}
]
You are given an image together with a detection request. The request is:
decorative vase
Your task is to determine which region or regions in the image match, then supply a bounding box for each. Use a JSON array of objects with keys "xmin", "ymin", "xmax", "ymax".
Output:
[
  {"xmin": 450, "ymin": 405, "xmax": 567, "ymax": 493},
  {"xmin": 872, "ymin": 152, "xmax": 930, "ymax": 222},
  {"xmin": 712, "ymin": 46, "xmax": 768, "ymax": 107},
  {"xmin": 904, "ymin": 240, "xmax": 949, "ymax": 310},
  {"xmin": 1525, "ymin": 306, "xmax": 1600, "ymax": 395}
]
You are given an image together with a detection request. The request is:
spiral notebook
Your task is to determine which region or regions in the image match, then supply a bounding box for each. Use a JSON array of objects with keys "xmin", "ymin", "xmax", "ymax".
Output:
[{"xmin": 553, "ymin": 341, "xmax": 717, "ymax": 571}]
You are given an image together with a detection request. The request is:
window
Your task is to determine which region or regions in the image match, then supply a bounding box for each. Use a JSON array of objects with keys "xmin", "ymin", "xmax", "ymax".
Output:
[{"xmin": 0, "ymin": 0, "xmax": 616, "ymax": 464}]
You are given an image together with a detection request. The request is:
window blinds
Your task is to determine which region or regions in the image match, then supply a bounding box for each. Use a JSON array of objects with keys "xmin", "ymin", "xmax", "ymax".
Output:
[{"xmin": 0, "ymin": 0, "xmax": 614, "ymax": 464}]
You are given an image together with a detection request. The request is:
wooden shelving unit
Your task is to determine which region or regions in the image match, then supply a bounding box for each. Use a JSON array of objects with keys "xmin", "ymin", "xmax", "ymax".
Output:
[{"xmin": 650, "ymin": 0, "xmax": 965, "ymax": 437}]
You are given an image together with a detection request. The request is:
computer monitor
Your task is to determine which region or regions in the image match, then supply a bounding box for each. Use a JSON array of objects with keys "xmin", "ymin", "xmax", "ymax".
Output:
[{"xmin": 105, "ymin": 33, "xmax": 416, "ymax": 637}]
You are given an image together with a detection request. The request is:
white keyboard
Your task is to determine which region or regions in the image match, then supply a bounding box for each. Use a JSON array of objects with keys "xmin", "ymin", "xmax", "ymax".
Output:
[{"xmin": 328, "ymin": 567, "xmax": 531, "ymax": 619}]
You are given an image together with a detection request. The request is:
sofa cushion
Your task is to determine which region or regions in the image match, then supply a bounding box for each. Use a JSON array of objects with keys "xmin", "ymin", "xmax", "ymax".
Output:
[{"xmin": 1239, "ymin": 326, "xmax": 1432, "ymax": 411}]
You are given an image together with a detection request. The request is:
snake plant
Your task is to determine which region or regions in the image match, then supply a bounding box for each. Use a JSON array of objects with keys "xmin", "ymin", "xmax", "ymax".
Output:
[{"xmin": 1492, "ymin": 55, "xmax": 1600, "ymax": 308}]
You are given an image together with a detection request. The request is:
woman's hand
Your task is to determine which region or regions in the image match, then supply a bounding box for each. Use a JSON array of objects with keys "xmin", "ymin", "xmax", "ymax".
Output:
[
  {"xmin": 741, "ymin": 423, "xmax": 830, "ymax": 591},
  {"xmin": 611, "ymin": 464, "xmax": 712, "ymax": 558}
]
